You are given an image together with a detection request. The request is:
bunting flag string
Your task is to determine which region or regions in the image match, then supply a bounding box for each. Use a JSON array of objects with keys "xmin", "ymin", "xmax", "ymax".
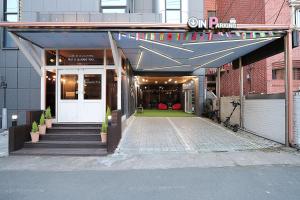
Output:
[{"xmin": 117, "ymin": 31, "xmax": 278, "ymax": 42}]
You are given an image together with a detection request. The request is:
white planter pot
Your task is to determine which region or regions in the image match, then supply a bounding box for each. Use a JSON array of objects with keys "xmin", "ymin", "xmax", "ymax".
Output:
[
  {"xmin": 39, "ymin": 124, "xmax": 47, "ymax": 135},
  {"xmin": 30, "ymin": 132, "xmax": 39, "ymax": 143},
  {"xmin": 101, "ymin": 133, "xmax": 107, "ymax": 143},
  {"xmin": 45, "ymin": 119, "xmax": 52, "ymax": 128}
]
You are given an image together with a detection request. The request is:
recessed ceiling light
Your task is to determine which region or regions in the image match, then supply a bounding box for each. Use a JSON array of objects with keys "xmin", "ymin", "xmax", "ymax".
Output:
[
  {"xmin": 165, "ymin": 81, "xmax": 167, "ymax": 84},
  {"xmin": 142, "ymin": 79, "xmax": 145, "ymax": 82},
  {"xmin": 136, "ymin": 51, "xmax": 144, "ymax": 70},
  {"xmin": 146, "ymin": 80, "xmax": 148, "ymax": 82},
  {"xmin": 175, "ymin": 81, "xmax": 178, "ymax": 84},
  {"xmin": 155, "ymin": 81, "xmax": 158, "ymax": 84},
  {"xmin": 168, "ymin": 79, "xmax": 172, "ymax": 82}
]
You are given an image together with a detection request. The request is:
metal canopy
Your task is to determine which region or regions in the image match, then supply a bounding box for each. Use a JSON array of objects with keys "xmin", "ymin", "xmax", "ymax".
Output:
[{"xmin": 11, "ymin": 29, "xmax": 284, "ymax": 73}]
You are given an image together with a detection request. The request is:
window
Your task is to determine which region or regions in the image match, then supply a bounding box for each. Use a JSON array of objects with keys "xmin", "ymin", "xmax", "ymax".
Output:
[
  {"xmin": 84, "ymin": 74, "xmax": 102, "ymax": 99},
  {"xmin": 165, "ymin": 0, "xmax": 181, "ymax": 23},
  {"xmin": 3, "ymin": 0, "xmax": 19, "ymax": 48},
  {"xmin": 272, "ymin": 69, "xmax": 284, "ymax": 80},
  {"xmin": 101, "ymin": 0, "xmax": 127, "ymax": 13},
  {"xmin": 60, "ymin": 75, "xmax": 79, "ymax": 100},
  {"xmin": 294, "ymin": 68, "xmax": 300, "ymax": 80},
  {"xmin": 208, "ymin": 10, "xmax": 216, "ymax": 18},
  {"xmin": 58, "ymin": 50, "xmax": 104, "ymax": 65},
  {"xmin": 296, "ymin": 9, "xmax": 300, "ymax": 27}
]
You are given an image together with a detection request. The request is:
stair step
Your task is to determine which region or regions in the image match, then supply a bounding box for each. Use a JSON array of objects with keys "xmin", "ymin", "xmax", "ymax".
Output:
[
  {"xmin": 11, "ymin": 148, "xmax": 107, "ymax": 156},
  {"xmin": 24, "ymin": 141, "xmax": 106, "ymax": 149},
  {"xmin": 40, "ymin": 134, "xmax": 101, "ymax": 141},
  {"xmin": 52, "ymin": 123, "xmax": 101, "ymax": 128},
  {"xmin": 47, "ymin": 127, "xmax": 100, "ymax": 134}
]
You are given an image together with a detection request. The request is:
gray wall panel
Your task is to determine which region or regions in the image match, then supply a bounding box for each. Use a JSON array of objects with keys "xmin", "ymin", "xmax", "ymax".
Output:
[
  {"xmin": 6, "ymin": 89, "xmax": 18, "ymax": 109},
  {"xmin": 18, "ymin": 68, "xmax": 31, "ymax": 89},
  {"xmin": 18, "ymin": 52, "xmax": 32, "ymax": 68},
  {"xmin": 18, "ymin": 89, "xmax": 31, "ymax": 110},
  {"xmin": 5, "ymin": 68, "xmax": 18, "ymax": 88},
  {"xmin": 30, "ymin": 89, "xmax": 41, "ymax": 109},
  {"xmin": 5, "ymin": 51, "xmax": 18, "ymax": 67},
  {"xmin": 30, "ymin": 69, "xmax": 41, "ymax": 89}
]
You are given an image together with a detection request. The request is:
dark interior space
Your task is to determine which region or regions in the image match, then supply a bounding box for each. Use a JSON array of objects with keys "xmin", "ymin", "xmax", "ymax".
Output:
[{"xmin": 46, "ymin": 70, "xmax": 56, "ymax": 116}]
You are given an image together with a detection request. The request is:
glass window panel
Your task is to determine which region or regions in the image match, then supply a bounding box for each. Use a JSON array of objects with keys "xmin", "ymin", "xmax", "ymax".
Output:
[
  {"xmin": 5, "ymin": 0, "xmax": 19, "ymax": 13},
  {"xmin": 61, "ymin": 75, "xmax": 78, "ymax": 100},
  {"xmin": 102, "ymin": 8, "xmax": 126, "ymax": 13},
  {"xmin": 84, "ymin": 74, "xmax": 102, "ymax": 100},
  {"xmin": 59, "ymin": 50, "xmax": 104, "ymax": 65},
  {"xmin": 166, "ymin": 0, "xmax": 181, "ymax": 9},
  {"xmin": 166, "ymin": 10, "xmax": 181, "ymax": 23},
  {"xmin": 101, "ymin": 0, "xmax": 127, "ymax": 6},
  {"xmin": 5, "ymin": 14, "xmax": 18, "ymax": 22},
  {"xmin": 106, "ymin": 49, "xmax": 115, "ymax": 65},
  {"xmin": 45, "ymin": 50, "xmax": 57, "ymax": 66},
  {"xmin": 3, "ymin": 29, "xmax": 17, "ymax": 48}
]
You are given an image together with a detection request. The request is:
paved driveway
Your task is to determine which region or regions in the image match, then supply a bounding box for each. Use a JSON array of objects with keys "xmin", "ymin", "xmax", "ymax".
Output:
[{"xmin": 118, "ymin": 117, "xmax": 281, "ymax": 154}]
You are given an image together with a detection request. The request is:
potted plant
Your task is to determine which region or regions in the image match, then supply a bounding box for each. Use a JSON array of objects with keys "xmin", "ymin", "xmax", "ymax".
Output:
[
  {"xmin": 45, "ymin": 106, "xmax": 52, "ymax": 128},
  {"xmin": 30, "ymin": 121, "xmax": 39, "ymax": 143},
  {"xmin": 39, "ymin": 113, "xmax": 46, "ymax": 135},
  {"xmin": 101, "ymin": 107, "xmax": 111, "ymax": 143}
]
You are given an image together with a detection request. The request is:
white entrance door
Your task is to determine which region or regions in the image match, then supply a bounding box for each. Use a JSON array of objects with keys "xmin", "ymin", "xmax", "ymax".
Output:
[{"xmin": 57, "ymin": 68, "xmax": 105, "ymax": 123}]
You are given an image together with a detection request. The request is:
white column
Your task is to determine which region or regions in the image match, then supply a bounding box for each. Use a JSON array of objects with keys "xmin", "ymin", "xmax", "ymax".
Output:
[
  {"xmin": 40, "ymin": 68, "xmax": 46, "ymax": 110},
  {"xmin": 108, "ymin": 31, "xmax": 122, "ymax": 110}
]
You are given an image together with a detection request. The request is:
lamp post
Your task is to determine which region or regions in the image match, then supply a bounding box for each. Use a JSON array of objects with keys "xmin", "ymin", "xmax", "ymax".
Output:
[{"xmin": 1, "ymin": 77, "xmax": 7, "ymax": 130}]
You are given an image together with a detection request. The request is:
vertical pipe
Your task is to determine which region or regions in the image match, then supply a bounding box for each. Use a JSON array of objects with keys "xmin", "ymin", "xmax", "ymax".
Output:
[
  {"xmin": 285, "ymin": 30, "xmax": 294, "ymax": 146},
  {"xmin": 239, "ymin": 57, "xmax": 244, "ymax": 128},
  {"xmin": 217, "ymin": 68, "xmax": 221, "ymax": 119}
]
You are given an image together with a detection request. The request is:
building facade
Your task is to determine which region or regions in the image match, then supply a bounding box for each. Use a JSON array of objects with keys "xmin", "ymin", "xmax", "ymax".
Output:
[
  {"xmin": 216, "ymin": 0, "xmax": 300, "ymax": 96},
  {"xmin": 0, "ymin": 0, "xmax": 205, "ymax": 126}
]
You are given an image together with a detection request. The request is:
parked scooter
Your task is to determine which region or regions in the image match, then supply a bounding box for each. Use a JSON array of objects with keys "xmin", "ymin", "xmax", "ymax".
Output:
[{"xmin": 223, "ymin": 100, "xmax": 240, "ymax": 132}]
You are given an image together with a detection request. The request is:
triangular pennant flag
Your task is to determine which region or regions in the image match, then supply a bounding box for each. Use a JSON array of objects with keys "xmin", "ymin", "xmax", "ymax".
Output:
[
  {"xmin": 242, "ymin": 32, "xmax": 247, "ymax": 39},
  {"xmin": 150, "ymin": 33, "xmax": 156, "ymax": 40},
  {"xmin": 208, "ymin": 32, "xmax": 213, "ymax": 41},
  {"xmin": 118, "ymin": 33, "xmax": 122, "ymax": 40},
  {"xmin": 199, "ymin": 32, "xmax": 205, "ymax": 40},
  {"xmin": 159, "ymin": 33, "xmax": 164, "ymax": 41},
  {"xmin": 145, "ymin": 33, "xmax": 149, "ymax": 40},
  {"xmin": 269, "ymin": 31, "xmax": 274, "ymax": 37},
  {"xmin": 167, "ymin": 33, "xmax": 173, "ymax": 41},
  {"xmin": 176, "ymin": 33, "xmax": 181, "ymax": 40},
  {"xmin": 225, "ymin": 32, "xmax": 231, "ymax": 38},
  {"xmin": 136, "ymin": 33, "xmax": 139, "ymax": 40},
  {"xmin": 192, "ymin": 32, "xmax": 197, "ymax": 40},
  {"xmin": 252, "ymin": 32, "xmax": 256, "ymax": 39},
  {"xmin": 183, "ymin": 32, "xmax": 190, "ymax": 41},
  {"xmin": 260, "ymin": 32, "xmax": 266, "ymax": 38},
  {"xmin": 235, "ymin": 32, "xmax": 241, "ymax": 37},
  {"xmin": 218, "ymin": 32, "xmax": 224, "ymax": 37}
]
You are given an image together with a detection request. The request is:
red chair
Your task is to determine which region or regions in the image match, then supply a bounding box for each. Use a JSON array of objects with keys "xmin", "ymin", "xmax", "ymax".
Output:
[
  {"xmin": 158, "ymin": 103, "xmax": 168, "ymax": 110},
  {"xmin": 172, "ymin": 103, "xmax": 182, "ymax": 110}
]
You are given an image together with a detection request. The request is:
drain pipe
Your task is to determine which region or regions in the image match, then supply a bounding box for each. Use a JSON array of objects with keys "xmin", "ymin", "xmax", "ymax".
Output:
[{"xmin": 239, "ymin": 57, "xmax": 244, "ymax": 129}]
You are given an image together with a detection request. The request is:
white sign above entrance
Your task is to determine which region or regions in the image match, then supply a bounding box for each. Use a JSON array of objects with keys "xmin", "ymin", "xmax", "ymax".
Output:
[{"xmin": 187, "ymin": 17, "xmax": 237, "ymax": 29}]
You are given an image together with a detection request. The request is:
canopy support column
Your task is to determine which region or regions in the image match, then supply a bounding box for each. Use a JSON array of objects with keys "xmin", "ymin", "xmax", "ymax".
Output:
[
  {"xmin": 9, "ymin": 33, "xmax": 42, "ymax": 76},
  {"xmin": 239, "ymin": 57, "xmax": 244, "ymax": 128},
  {"xmin": 216, "ymin": 68, "xmax": 221, "ymax": 118},
  {"xmin": 108, "ymin": 31, "xmax": 122, "ymax": 110},
  {"xmin": 285, "ymin": 30, "xmax": 294, "ymax": 147}
]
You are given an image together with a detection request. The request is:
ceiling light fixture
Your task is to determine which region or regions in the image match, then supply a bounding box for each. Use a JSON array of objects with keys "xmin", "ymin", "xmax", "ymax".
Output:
[
  {"xmin": 175, "ymin": 81, "xmax": 178, "ymax": 84},
  {"xmin": 139, "ymin": 45, "xmax": 182, "ymax": 64},
  {"xmin": 194, "ymin": 52, "xmax": 235, "ymax": 70},
  {"xmin": 139, "ymin": 39, "xmax": 194, "ymax": 52},
  {"xmin": 182, "ymin": 37, "xmax": 276, "ymax": 46},
  {"xmin": 168, "ymin": 79, "xmax": 172, "ymax": 82},
  {"xmin": 189, "ymin": 38, "xmax": 277, "ymax": 60},
  {"xmin": 155, "ymin": 81, "xmax": 158, "ymax": 84},
  {"xmin": 136, "ymin": 51, "xmax": 144, "ymax": 70},
  {"xmin": 143, "ymin": 65, "xmax": 191, "ymax": 71}
]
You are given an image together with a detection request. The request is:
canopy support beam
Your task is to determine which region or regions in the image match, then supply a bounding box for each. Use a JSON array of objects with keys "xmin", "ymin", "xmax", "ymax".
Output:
[
  {"xmin": 9, "ymin": 33, "xmax": 42, "ymax": 76},
  {"xmin": 239, "ymin": 57, "xmax": 244, "ymax": 129},
  {"xmin": 108, "ymin": 31, "xmax": 122, "ymax": 110},
  {"xmin": 285, "ymin": 30, "xmax": 294, "ymax": 147}
]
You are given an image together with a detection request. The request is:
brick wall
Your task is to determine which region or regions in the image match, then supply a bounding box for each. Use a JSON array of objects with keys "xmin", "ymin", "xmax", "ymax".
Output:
[
  {"xmin": 204, "ymin": 0, "xmax": 216, "ymax": 18},
  {"xmin": 217, "ymin": 0, "xmax": 300, "ymax": 96}
]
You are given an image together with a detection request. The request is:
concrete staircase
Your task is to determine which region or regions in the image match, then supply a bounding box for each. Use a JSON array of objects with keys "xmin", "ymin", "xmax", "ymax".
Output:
[{"xmin": 12, "ymin": 123, "xmax": 107, "ymax": 156}]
